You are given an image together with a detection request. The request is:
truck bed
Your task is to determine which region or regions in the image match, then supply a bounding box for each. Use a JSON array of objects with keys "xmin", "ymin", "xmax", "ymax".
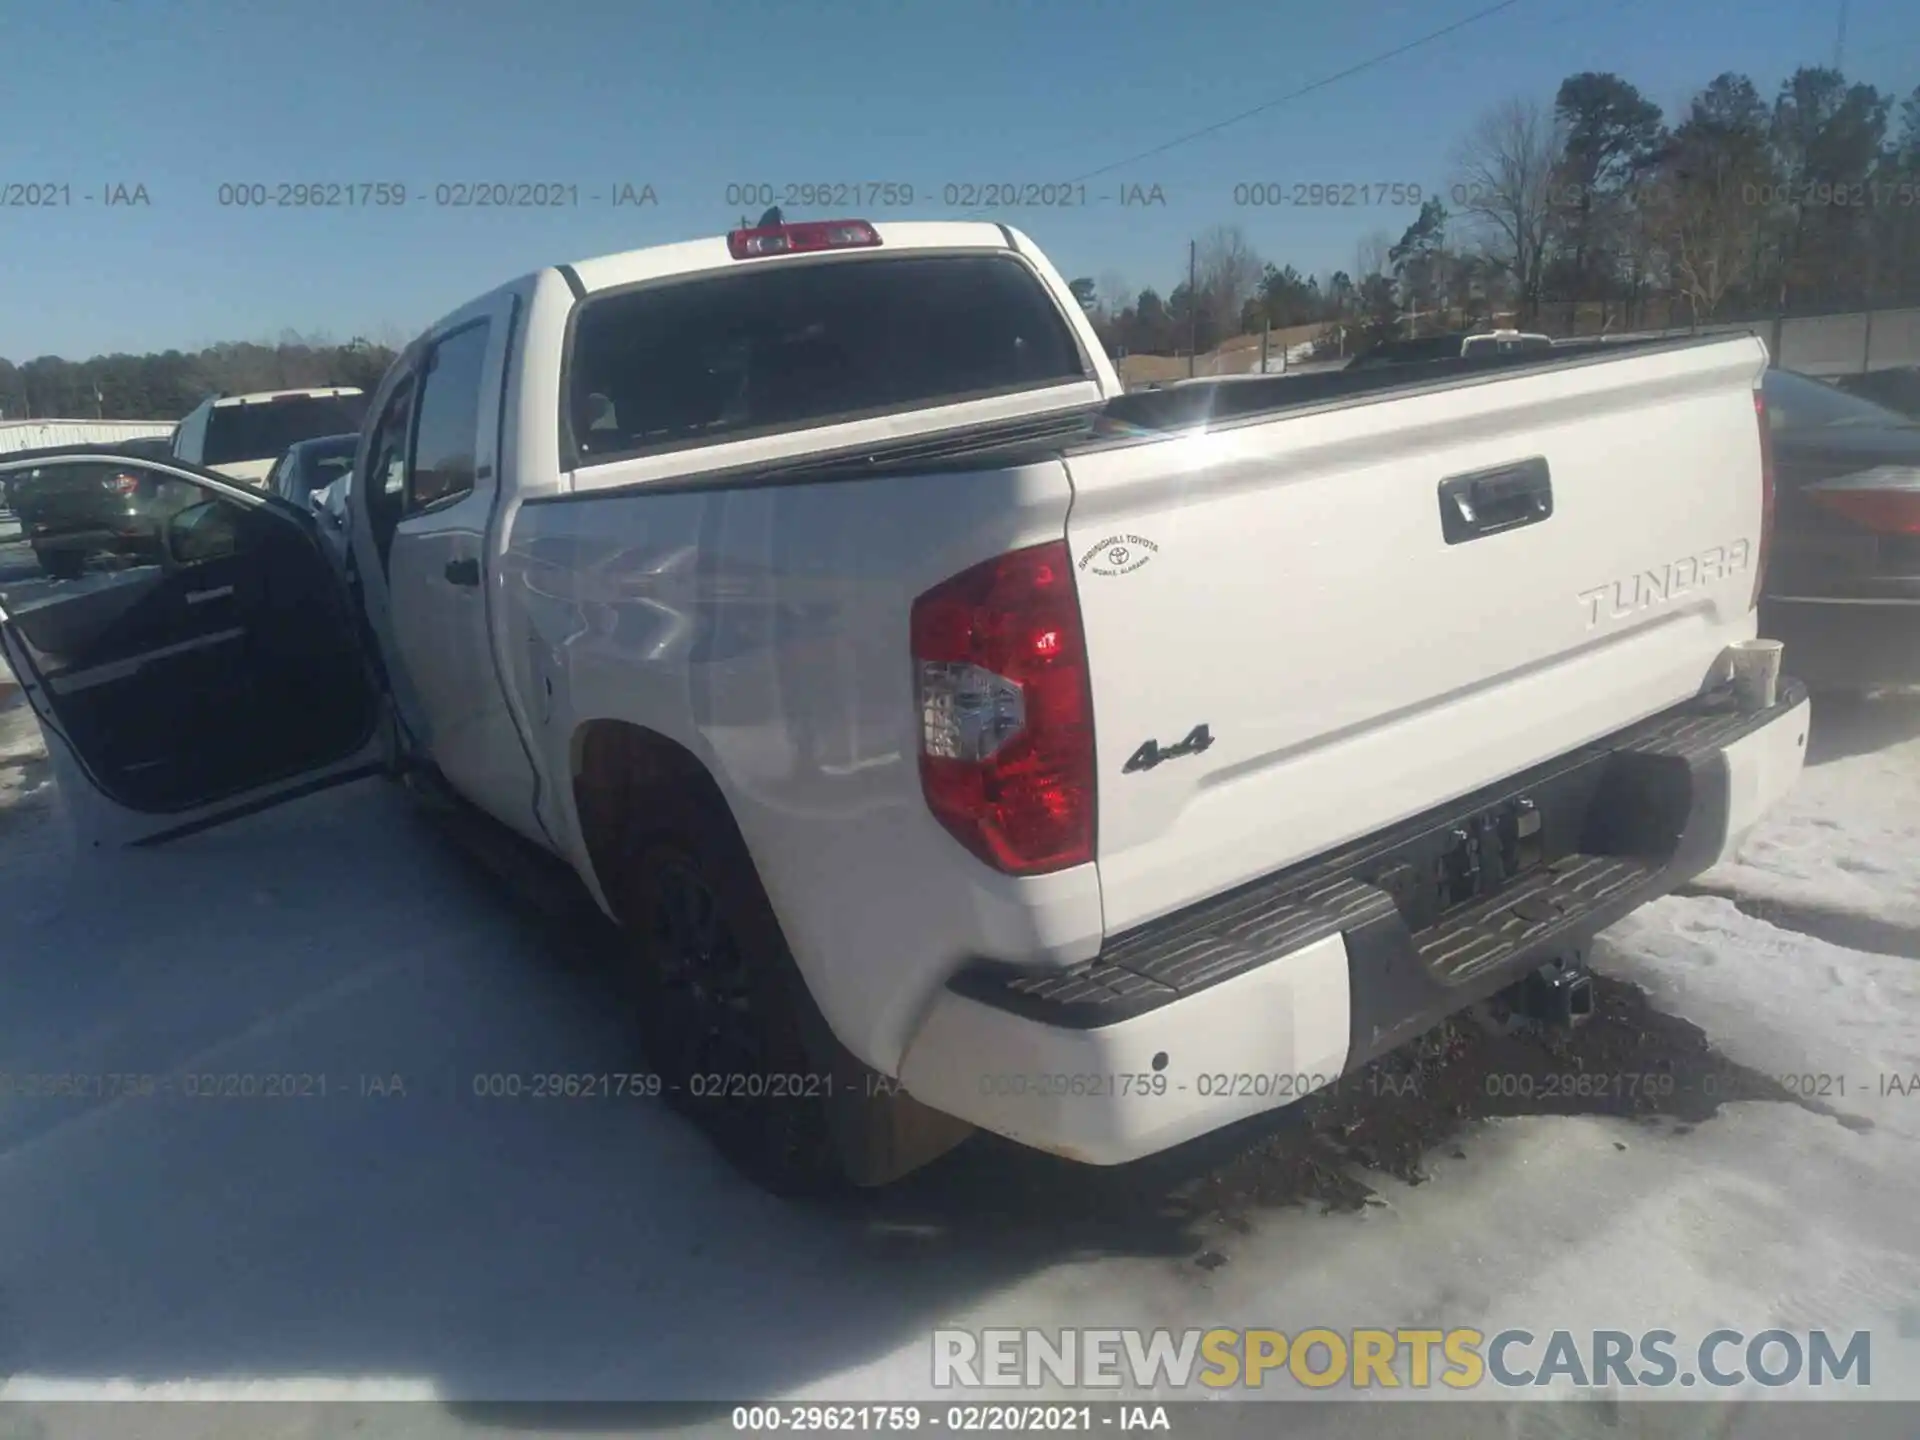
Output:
[
  {"xmin": 1095, "ymin": 334, "xmax": 1721, "ymax": 435},
  {"xmin": 755, "ymin": 334, "xmax": 1740, "ymax": 483}
]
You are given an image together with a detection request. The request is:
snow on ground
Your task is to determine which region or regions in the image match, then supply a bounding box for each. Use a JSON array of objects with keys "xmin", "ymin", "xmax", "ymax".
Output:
[
  {"xmin": 0, "ymin": 685, "xmax": 1917, "ymax": 1435},
  {"xmin": 1256, "ymin": 342, "xmax": 1321, "ymax": 373},
  {"xmin": 1682, "ymin": 692, "xmax": 1920, "ymax": 946}
]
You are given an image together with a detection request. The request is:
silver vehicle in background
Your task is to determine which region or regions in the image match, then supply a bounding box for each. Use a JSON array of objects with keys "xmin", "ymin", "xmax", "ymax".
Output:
[
  {"xmin": 265, "ymin": 433, "xmax": 359, "ymax": 508},
  {"xmin": 308, "ymin": 468, "xmax": 353, "ymax": 560}
]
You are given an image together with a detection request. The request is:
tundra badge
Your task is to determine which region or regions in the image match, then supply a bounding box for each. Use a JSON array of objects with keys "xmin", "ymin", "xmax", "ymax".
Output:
[{"xmin": 1576, "ymin": 539, "xmax": 1753, "ymax": 628}]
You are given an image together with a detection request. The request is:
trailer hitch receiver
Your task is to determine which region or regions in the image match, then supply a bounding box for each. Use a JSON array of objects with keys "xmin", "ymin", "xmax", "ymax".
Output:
[{"xmin": 1516, "ymin": 951, "xmax": 1595, "ymax": 1030}]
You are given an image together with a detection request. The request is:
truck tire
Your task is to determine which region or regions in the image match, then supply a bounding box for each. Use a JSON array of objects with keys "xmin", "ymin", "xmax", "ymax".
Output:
[{"xmin": 612, "ymin": 801, "xmax": 847, "ymax": 1198}]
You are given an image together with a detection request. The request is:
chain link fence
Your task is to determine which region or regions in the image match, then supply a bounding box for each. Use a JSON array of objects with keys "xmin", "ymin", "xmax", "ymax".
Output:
[{"xmin": 1769, "ymin": 306, "xmax": 1920, "ymax": 375}]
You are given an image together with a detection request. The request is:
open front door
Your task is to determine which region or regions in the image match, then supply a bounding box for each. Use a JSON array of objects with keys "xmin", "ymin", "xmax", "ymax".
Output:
[{"xmin": 0, "ymin": 451, "xmax": 388, "ymax": 846}]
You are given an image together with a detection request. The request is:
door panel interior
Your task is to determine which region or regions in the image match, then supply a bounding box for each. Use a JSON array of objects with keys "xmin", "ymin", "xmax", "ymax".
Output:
[{"xmin": 0, "ymin": 461, "xmax": 378, "ymax": 814}]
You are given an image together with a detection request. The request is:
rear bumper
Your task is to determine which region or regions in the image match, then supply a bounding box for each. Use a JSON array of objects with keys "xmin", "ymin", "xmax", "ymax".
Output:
[
  {"xmin": 1761, "ymin": 597, "xmax": 1920, "ymax": 690},
  {"xmin": 896, "ymin": 679, "xmax": 1811, "ymax": 1165}
]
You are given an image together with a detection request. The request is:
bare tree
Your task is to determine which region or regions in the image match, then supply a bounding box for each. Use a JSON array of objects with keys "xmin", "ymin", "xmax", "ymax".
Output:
[
  {"xmin": 1648, "ymin": 183, "xmax": 1756, "ymax": 323},
  {"xmin": 1450, "ymin": 97, "xmax": 1567, "ymax": 325},
  {"xmin": 1094, "ymin": 270, "xmax": 1132, "ymax": 323},
  {"xmin": 1193, "ymin": 225, "xmax": 1264, "ymax": 342},
  {"xmin": 1352, "ymin": 228, "xmax": 1395, "ymax": 282},
  {"xmin": 370, "ymin": 320, "xmax": 415, "ymax": 353},
  {"xmin": 1645, "ymin": 133, "xmax": 1766, "ymax": 323},
  {"xmin": 1642, "ymin": 73, "xmax": 1774, "ymax": 324}
]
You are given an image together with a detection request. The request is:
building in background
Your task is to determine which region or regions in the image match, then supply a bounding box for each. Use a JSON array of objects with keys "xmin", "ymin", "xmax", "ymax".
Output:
[{"xmin": 0, "ymin": 419, "xmax": 174, "ymax": 455}]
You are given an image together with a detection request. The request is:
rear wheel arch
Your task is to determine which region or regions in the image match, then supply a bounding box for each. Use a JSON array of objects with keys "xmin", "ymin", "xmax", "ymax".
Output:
[
  {"xmin": 566, "ymin": 717, "xmax": 975, "ymax": 1188},
  {"xmin": 569, "ymin": 718, "xmax": 750, "ymax": 917}
]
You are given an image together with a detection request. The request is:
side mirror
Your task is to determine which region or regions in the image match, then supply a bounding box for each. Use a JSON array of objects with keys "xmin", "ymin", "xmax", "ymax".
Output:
[{"xmin": 161, "ymin": 498, "xmax": 240, "ymax": 567}]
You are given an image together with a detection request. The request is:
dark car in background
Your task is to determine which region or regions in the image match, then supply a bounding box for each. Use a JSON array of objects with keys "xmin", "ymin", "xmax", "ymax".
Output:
[
  {"xmin": 113, "ymin": 433, "xmax": 179, "ymax": 461},
  {"xmin": 1759, "ymin": 368, "xmax": 1920, "ymax": 694},
  {"xmin": 3, "ymin": 449, "xmax": 203, "ymax": 579},
  {"xmin": 1344, "ymin": 331, "xmax": 1475, "ymax": 369},
  {"xmin": 1831, "ymin": 366, "xmax": 1920, "ymax": 421},
  {"xmin": 264, "ymin": 433, "xmax": 358, "ymax": 508}
]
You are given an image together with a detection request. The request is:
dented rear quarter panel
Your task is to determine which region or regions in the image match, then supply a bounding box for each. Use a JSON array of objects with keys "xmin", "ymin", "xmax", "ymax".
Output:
[{"xmin": 501, "ymin": 461, "xmax": 1107, "ymax": 1077}]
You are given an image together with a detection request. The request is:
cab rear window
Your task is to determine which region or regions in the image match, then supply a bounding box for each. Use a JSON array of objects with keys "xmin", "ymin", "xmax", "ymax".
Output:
[
  {"xmin": 203, "ymin": 395, "xmax": 369, "ymax": 465},
  {"xmin": 564, "ymin": 253, "xmax": 1088, "ymax": 465}
]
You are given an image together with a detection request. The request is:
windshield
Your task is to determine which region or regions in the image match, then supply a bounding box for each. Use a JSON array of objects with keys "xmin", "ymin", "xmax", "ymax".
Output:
[
  {"xmin": 297, "ymin": 436, "xmax": 359, "ymax": 492},
  {"xmin": 1762, "ymin": 369, "xmax": 1913, "ymax": 431},
  {"xmin": 202, "ymin": 394, "xmax": 368, "ymax": 464}
]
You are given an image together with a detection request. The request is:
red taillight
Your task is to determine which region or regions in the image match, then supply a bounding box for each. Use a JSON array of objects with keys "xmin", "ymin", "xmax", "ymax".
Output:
[
  {"xmin": 103, "ymin": 471, "xmax": 140, "ymax": 497},
  {"xmin": 1808, "ymin": 483, "xmax": 1920, "ymax": 535},
  {"xmin": 1752, "ymin": 390, "xmax": 1775, "ymax": 608},
  {"xmin": 910, "ymin": 541, "xmax": 1095, "ymax": 875},
  {"xmin": 726, "ymin": 219, "xmax": 882, "ymax": 260}
]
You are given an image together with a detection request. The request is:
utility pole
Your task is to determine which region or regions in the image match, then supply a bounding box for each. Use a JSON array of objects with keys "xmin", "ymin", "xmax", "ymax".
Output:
[{"xmin": 1187, "ymin": 238, "xmax": 1197, "ymax": 379}]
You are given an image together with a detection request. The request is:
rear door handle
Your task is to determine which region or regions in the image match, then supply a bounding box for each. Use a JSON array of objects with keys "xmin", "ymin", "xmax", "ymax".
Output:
[
  {"xmin": 185, "ymin": 585, "xmax": 234, "ymax": 605},
  {"xmin": 444, "ymin": 558, "xmax": 480, "ymax": 587},
  {"xmin": 1438, "ymin": 457, "xmax": 1554, "ymax": 544}
]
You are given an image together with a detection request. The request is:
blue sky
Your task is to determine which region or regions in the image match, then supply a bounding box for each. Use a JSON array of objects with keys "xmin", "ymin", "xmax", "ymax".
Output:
[{"xmin": 2, "ymin": 0, "xmax": 1913, "ymax": 360}]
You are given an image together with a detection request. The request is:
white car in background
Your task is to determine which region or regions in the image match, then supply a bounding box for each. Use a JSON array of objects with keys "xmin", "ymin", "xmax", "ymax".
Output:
[
  {"xmin": 1461, "ymin": 328, "xmax": 1554, "ymax": 358},
  {"xmin": 170, "ymin": 388, "xmax": 369, "ymax": 487}
]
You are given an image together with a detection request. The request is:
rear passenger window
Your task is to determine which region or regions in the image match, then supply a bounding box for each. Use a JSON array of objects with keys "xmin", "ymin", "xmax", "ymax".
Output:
[
  {"xmin": 407, "ymin": 321, "xmax": 492, "ymax": 510},
  {"xmin": 564, "ymin": 253, "xmax": 1088, "ymax": 465}
]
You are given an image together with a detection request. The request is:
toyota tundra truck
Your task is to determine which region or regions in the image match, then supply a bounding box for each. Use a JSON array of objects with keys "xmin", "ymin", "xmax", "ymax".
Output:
[{"xmin": 0, "ymin": 217, "xmax": 1809, "ymax": 1194}]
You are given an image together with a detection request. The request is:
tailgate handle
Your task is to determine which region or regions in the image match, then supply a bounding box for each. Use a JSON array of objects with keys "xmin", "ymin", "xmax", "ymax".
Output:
[{"xmin": 1438, "ymin": 457, "xmax": 1553, "ymax": 545}]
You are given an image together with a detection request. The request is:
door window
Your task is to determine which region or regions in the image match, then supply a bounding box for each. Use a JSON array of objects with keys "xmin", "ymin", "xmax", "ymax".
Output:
[
  {"xmin": 1, "ymin": 460, "xmax": 210, "ymax": 583},
  {"xmin": 407, "ymin": 321, "xmax": 492, "ymax": 512}
]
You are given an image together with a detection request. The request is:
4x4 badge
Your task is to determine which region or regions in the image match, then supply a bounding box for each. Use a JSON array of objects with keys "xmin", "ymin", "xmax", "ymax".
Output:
[{"xmin": 1123, "ymin": 724, "xmax": 1214, "ymax": 774}]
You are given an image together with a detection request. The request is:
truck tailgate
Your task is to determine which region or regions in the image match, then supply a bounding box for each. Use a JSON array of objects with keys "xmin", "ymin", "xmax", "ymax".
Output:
[{"xmin": 1064, "ymin": 336, "xmax": 1771, "ymax": 935}]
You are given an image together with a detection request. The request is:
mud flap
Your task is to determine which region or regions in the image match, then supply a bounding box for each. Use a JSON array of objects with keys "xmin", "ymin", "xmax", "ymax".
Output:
[{"xmin": 788, "ymin": 993, "xmax": 977, "ymax": 1187}]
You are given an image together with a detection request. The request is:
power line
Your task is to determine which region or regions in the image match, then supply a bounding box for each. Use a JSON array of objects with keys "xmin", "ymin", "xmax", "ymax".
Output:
[{"xmin": 968, "ymin": 0, "xmax": 1535, "ymax": 210}]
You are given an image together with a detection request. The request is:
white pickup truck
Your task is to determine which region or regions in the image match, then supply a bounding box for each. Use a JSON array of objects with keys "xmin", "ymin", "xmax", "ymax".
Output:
[{"xmin": 0, "ymin": 217, "xmax": 1810, "ymax": 1194}]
